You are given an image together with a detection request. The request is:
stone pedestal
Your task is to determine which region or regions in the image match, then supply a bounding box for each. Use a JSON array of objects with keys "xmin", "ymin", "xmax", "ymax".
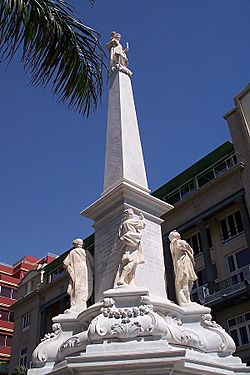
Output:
[{"xmin": 29, "ymin": 285, "xmax": 249, "ymax": 375}]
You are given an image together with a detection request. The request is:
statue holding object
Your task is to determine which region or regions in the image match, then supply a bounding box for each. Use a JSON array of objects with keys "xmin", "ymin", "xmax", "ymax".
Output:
[
  {"xmin": 115, "ymin": 208, "xmax": 146, "ymax": 286},
  {"xmin": 106, "ymin": 31, "xmax": 129, "ymax": 69},
  {"xmin": 169, "ymin": 230, "xmax": 197, "ymax": 306}
]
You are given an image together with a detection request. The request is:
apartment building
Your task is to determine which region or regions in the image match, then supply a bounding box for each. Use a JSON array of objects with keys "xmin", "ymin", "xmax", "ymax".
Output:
[{"xmin": 0, "ymin": 255, "xmax": 56, "ymax": 375}]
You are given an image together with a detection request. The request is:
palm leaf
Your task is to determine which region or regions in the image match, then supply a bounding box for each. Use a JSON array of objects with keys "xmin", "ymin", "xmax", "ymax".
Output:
[{"xmin": 0, "ymin": 0, "xmax": 106, "ymax": 116}]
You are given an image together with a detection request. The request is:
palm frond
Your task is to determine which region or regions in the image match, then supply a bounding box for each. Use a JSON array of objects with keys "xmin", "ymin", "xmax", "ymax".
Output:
[{"xmin": 0, "ymin": 0, "xmax": 106, "ymax": 116}]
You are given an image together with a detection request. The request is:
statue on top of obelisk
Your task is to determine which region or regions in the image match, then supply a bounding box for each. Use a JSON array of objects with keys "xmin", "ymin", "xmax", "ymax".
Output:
[{"xmin": 106, "ymin": 31, "xmax": 129, "ymax": 69}]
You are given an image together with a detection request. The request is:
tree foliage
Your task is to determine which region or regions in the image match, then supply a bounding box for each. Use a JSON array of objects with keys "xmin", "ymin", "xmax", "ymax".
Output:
[{"xmin": 0, "ymin": 0, "xmax": 106, "ymax": 115}]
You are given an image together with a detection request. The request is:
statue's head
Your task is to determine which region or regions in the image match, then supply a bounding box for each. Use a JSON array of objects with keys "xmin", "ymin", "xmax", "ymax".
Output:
[
  {"xmin": 72, "ymin": 238, "xmax": 84, "ymax": 248},
  {"xmin": 168, "ymin": 230, "xmax": 181, "ymax": 242},
  {"xmin": 123, "ymin": 208, "xmax": 134, "ymax": 219},
  {"xmin": 111, "ymin": 31, "xmax": 121, "ymax": 41}
]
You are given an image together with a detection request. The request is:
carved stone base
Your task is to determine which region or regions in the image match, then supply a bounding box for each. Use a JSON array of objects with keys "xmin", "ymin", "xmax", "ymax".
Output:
[{"xmin": 29, "ymin": 286, "xmax": 250, "ymax": 375}]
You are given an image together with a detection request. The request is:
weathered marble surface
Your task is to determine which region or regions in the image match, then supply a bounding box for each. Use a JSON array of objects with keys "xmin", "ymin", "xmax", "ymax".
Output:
[
  {"xmin": 169, "ymin": 230, "xmax": 197, "ymax": 306},
  {"xmin": 115, "ymin": 208, "xmax": 145, "ymax": 286},
  {"xmin": 63, "ymin": 238, "xmax": 93, "ymax": 312},
  {"xmin": 106, "ymin": 31, "xmax": 129, "ymax": 69}
]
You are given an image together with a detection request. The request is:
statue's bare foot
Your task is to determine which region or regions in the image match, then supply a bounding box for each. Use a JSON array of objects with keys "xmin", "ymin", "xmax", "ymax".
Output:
[{"xmin": 117, "ymin": 280, "xmax": 125, "ymax": 286}]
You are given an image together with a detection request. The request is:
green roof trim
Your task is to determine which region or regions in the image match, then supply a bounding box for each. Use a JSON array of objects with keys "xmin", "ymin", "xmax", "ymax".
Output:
[
  {"xmin": 44, "ymin": 233, "xmax": 94, "ymax": 275},
  {"xmin": 152, "ymin": 141, "xmax": 234, "ymax": 200}
]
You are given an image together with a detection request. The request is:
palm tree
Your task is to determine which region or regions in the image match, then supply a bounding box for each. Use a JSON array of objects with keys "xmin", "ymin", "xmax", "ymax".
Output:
[{"xmin": 0, "ymin": 0, "xmax": 106, "ymax": 116}]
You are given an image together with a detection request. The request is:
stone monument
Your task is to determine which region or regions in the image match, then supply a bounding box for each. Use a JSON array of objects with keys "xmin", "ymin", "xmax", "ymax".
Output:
[{"xmin": 29, "ymin": 32, "xmax": 250, "ymax": 375}]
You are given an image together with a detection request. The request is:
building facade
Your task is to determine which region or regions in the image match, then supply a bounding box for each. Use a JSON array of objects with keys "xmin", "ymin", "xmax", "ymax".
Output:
[
  {"xmin": 153, "ymin": 83, "xmax": 250, "ymax": 364},
  {"xmin": 0, "ymin": 255, "xmax": 55, "ymax": 374},
  {"xmin": 9, "ymin": 83, "xmax": 250, "ymax": 369}
]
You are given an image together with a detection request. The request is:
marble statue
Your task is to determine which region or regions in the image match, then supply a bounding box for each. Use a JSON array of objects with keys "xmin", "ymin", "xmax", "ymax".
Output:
[
  {"xmin": 115, "ymin": 208, "xmax": 146, "ymax": 286},
  {"xmin": 106, "ymin": 31, "xmax": 129, "ymax": 69},
  {"xmin": 63, "ymin": 238, "xmax": 93, "ymax": 312},
  {"xmin": 169, "ymin": 230, "xmax": 197, "ymax": 306}
]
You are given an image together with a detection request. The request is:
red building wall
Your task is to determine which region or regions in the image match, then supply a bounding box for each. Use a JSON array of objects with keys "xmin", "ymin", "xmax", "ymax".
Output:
[{"xmin": 0, "ymin": 255, "xmax": 55, "ymax": 365}]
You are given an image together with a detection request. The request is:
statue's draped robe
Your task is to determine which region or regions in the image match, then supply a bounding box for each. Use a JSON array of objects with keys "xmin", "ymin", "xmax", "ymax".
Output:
[
  {"xmin": 106, "ymin": 38, "xmax": 128, "ymax": 68},
  {"xmin": 114, "ymin": 216, "xmax": 145, "ymax": 285},
  {"xmin": 63, "ymin": 248, "xmax": 93, "ymax": 307},
  {"xmin": 170, "ymin": 239, "xmax": 197, "ymax": 288}
]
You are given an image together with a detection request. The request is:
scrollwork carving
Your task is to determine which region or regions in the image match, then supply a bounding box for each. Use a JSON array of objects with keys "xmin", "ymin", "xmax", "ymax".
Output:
[
  {"xmin": 32, "ymin": 323, "xmax": 62, "ymax": 364},
  {"xmin": 201, "ymin": 314, "xmax": 235, "ymax": 353},
  {"xmin": 163, "ymin": 314, "xmax": 205, "ymax": 349}
]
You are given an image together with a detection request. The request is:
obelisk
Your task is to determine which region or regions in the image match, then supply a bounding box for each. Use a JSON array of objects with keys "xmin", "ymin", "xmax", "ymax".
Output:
[
  {"xmin": 29, "ymin": 33, "xmax": 249, "ymax": 375},
  {"xmin": 81, "ymin": 31, "xmax": 173, "ymax": 301}
]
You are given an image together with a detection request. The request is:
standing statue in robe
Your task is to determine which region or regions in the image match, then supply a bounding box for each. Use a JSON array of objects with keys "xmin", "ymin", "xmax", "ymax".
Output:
[
  {"xmin": 106, "ymin": 31, "xmax": 129, "ymax": 69},
  {"xmin": 115, "ymin": 208, "xmax": 146, "ymax": 286},
  {"xmin": 63, "ymin": 238, "xmax": 94, "ymax": 312},
  {"xmin": 169, "ymin": 230, "xmax": 197, "ymax": 306}
]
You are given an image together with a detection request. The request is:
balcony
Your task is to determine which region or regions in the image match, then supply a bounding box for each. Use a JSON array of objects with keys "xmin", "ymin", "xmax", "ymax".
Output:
[
  {"xmin": 192, "ymin": 265, "xmax": 250, "ymax": 306},
  {"xmin": 0, "ymin": 319, "xmax": 13, "ymax": 331},
  {"xmin": 164, "ymin": 153, "xmax": 238, "ymax": 205}
]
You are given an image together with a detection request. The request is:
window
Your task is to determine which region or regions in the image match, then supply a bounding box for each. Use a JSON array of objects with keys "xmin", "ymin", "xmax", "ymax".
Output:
[
  {"xmin": 25, "ymin": 281, "xmax": 34, "ymax": 295},
  {"xmin": 0, "ymin": 309, "xmax": 9, "ymax": 321},
  {"xmin": 180, "ymin": 179, "xmax": 197, "ymax": 199},
  {"xmin": 0, "ymin": 286, "xmax": 12, "ymax": 298},
  {"xmin": 196, "ymin": 269, "xmax": 207, "ymax": 287},
  {"xmin": 0, "ymin": 286, "xmax": 17, "ymax": 299},
  {"xmin": 164, "ymin": 190, "xmax": 181, "ymax": 205},
  {"xmin": 227, "ymin": 249, "xmax": 250, "ymax": 273},
  {"xmin": 214, "ymin": 159, "xmax": 228, "ymax": 177},
  {"xmin": 228, "ymin": 313, "xmax": 250, "ymax": 347},
  {"xmin": 47, "ymin": 266, "xmax": 65, "ymax": 283},
  {"xmin": 12, "ymin": 289, "xmax": 18, "ymax": 300},
  {"xmin": 19, "ymin": 348, "xmax": 27, "ymax": 367},
  {"xmin": 186, "ymin": 232, "xmax": 203, "ymax": 257},
  {"xmin": 0, "ymin": 334, "xmax": 6, "ymax": 346},
  {"xmin": 220, "ymin": 211, "xmax": 244, "ymax": 242},
  {"xmin": 197, "ymin": 168, "xmax": 215, "ymax": 188},
  {"xmin": 206, "ymin": 227, "xmax": 213, "ymax": 249},
  {"xmin": 6, "ymin": 336, "xmax": 12, "ymax": 346},
  {"xmin": 22, "ymin": 313, "xmax": 30, "ymax": 330},
  {"xmin": 186, "ymin": 228, "xmax": 212, "ymax": 258},
  {"xmin": 193, "ymin": 264, "xmax": 218, "ymax": 288},
  {"xmin": 0, "ymin": 334, "xmax": 12, "ymax": 346}
]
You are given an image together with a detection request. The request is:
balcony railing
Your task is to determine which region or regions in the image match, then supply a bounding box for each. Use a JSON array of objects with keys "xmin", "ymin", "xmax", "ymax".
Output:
[
  {"xmin": 192, "ymin": 265, "xmax": 250, "ymax": 305},
  {"xmin": 164, "ymin": 153, "xmax": 238, "ymax": 205}
]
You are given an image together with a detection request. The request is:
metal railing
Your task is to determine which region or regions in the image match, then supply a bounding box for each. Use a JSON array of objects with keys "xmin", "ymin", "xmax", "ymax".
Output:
[
  {"xmin": 192, "ymin": 265, "xmax": 250, "ymax": 304},
  {"xmin": 164, "ymin": 153, "xmax": 238, "ymax": 205}
]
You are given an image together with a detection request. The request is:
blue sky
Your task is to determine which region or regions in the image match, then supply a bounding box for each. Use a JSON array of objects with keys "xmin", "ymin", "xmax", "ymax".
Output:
[{"xmin": 1, "ymin": 0, "xmax": 250, "ymax": 265}]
